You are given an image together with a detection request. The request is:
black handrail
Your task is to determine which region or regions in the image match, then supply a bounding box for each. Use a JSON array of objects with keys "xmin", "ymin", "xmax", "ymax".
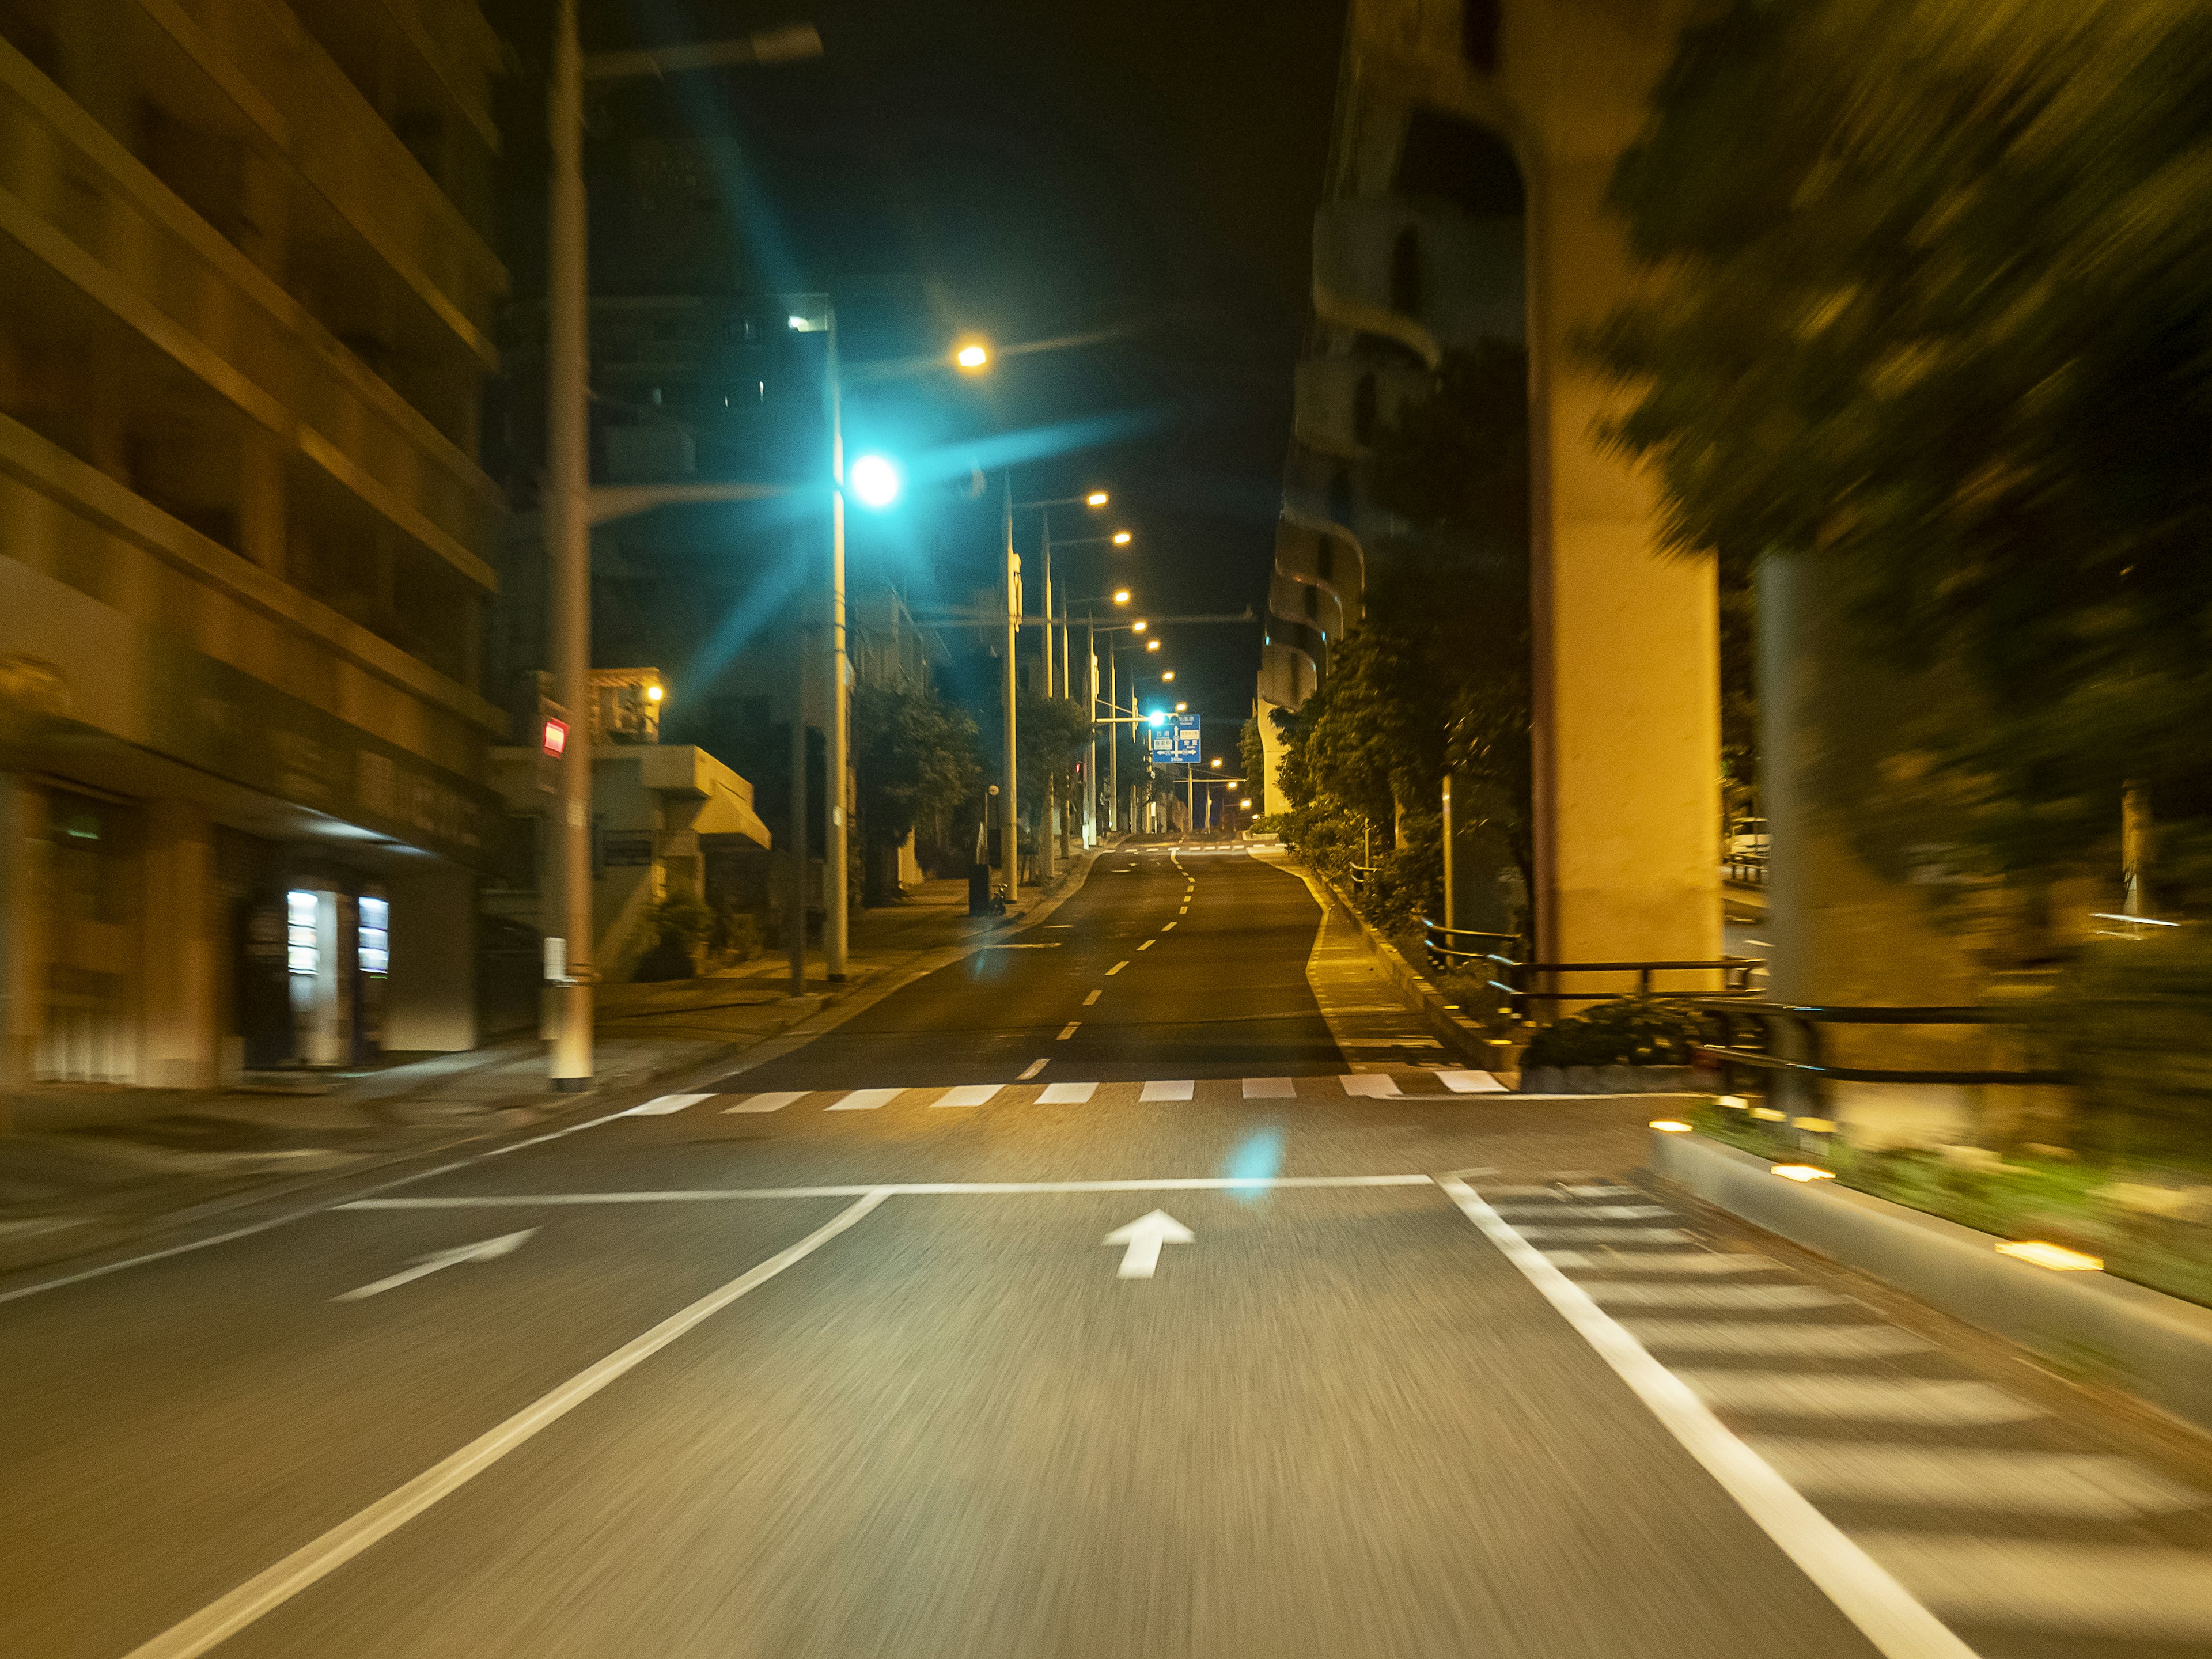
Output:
[
  {"xmin": 1421, "ymin": 934, "xmax": 1766, "ymax": 1020},
  {"xmin": 1692, "ymin": 999, "xmax": 2067, "ymax": 1101}
]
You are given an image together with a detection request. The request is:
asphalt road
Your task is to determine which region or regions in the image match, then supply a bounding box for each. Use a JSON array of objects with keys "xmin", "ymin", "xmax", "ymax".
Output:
[{"xmin": 5, "ymin": 844, "xmax": 2210, "ymax": 1659}]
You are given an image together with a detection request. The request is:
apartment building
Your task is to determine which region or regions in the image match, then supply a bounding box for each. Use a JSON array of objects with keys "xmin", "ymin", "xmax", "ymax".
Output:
[{"xmin": 0, "ymin": 0, "xmax": 509, "ymax": 1086}]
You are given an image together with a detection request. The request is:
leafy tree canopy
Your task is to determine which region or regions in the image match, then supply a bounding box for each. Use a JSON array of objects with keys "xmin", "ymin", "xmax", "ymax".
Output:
[{"xmin": 1593, "ymin": 0, "xmax": 2212, "ymax": 901}]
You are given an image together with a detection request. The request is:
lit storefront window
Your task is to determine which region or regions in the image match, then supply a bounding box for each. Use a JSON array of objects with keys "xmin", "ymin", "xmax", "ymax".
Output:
[
  {"xmin": 358, "ymin": 895, "xmax": 389, "ymax": 977},
  {"xmin": 286, "ymin": 890, "xmax": 319, "ymax": 976}
]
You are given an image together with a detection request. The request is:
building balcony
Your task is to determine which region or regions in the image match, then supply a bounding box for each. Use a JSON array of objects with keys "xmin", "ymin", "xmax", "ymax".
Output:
[
  {"xmin": 1259, "ymin": 641, "xmax": 1320, "ymax": 713},
  {"xmin": 1269, "ymin": 569, "xmax": 1344, "ymax": 647},
  {"xmin": 0, "ymin": 5, "xmax": 507, "ymax": 441},
  {"xmin": 0, "ymin": 40, "xmax": 502, "ymax": 592},
  {"xmin": 1274, "ymin": 519, "xmax": 1363, "ymax": 632},
  {"xmin": 1312, "ymin": 195, "xmax": 1523, "ymax": 365},
  {"xmin": 1294, "ymin": 351, "xmax": 1433, "ymax": 459}
]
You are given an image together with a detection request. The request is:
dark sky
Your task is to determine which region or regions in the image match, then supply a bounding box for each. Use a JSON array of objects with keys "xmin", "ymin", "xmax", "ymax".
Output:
[{"xmin": 502, "ymin": 0, "xmax": 1346, "ymax": 756}]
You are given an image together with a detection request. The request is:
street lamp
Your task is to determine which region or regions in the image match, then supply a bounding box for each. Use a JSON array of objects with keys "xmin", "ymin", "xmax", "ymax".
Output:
[
  {"xmin": 954, "ymin": 338, "xmax": 991, "ymax": 372},
  {"xmin": 1147, "ymin": 638, "xmax": 1161, "ymax": 652},
  {"xmin": 1162, "ymin": 669, "xmax": 1175, "ymax": 682},
  {"xmin": 1175, "ymin": 701, "xmax": 1187, "ymax": 713},
  {"xmin": 544, "ymin": 3, "xmax": 821, "ymax": 1089},
  {"xmin": 1113, "ymin": 588, "xmax": 1131, "ymax": 604},
  {"xmin": 849, "ymin": 453, "xmax": 902, "ymax": 510},
  {"xmin": 1003, "ymin": 487, "xmax": 1111, "ymax": 884}
]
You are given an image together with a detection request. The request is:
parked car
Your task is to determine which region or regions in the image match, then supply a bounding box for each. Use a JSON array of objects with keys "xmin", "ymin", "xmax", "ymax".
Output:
[{"xmin": 1726, "ymin": 817, "xmax": 1769, "ymax": 859}]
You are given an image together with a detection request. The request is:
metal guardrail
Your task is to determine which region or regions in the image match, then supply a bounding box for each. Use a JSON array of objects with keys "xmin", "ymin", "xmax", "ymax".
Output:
[
  {"xmin": 1693, "ymin": 1000, "xmax": 2067, "ymax": 1094},
  {"xmin": 1419, "ymin": 919, "xmax": 1763, "ymax": 1020},
  {"xmin": 1724, "ymin": 852, "xmax": 1768, "ymax": 887}
]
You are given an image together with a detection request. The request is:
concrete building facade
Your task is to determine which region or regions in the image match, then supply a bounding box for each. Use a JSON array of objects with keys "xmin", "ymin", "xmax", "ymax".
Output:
[
  {"xmin": 0, "ymin": 0, "xmax": 509, "ymax": 1088},
  {"xmin": 1265, "ymin": 0, "xmax": 1718, "ymax": 972}
]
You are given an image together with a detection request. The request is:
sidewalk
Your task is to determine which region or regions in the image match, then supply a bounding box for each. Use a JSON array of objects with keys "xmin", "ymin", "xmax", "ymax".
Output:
[{"xmin": 0, "ymin": 855, "xmax": 1106, "ymax": 1281}]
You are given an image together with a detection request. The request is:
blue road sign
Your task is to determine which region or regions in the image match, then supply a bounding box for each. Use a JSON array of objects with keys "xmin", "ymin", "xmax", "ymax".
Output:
[{"xmin": 1147, "ymin": 714, "xmax": 1200, "ymax": 763}]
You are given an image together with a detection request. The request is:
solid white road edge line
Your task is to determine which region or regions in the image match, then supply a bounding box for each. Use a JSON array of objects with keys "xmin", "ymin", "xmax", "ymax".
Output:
[
  {"xmin": 123, "ymin": 1190, "xmax": 892, "ymax": 1659},
  {"xmin": 1435, "ymin": 1176, "xmax": 1976, "ymax": 1659},
  {"xmin": 339, "ymin": 1175, "xmax": 1440, "ymax": 1206}
]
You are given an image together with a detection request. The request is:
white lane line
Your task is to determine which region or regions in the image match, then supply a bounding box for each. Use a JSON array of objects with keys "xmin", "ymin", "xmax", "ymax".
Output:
[
  {"xmin": 1625, "ymin": 1321, "xmax": 1927, "ymax": 1358},
  {"xmin": 1580, "ymin": 1282, "xmax": 1846, "ymax": 1310},
  {"xmin": 1491, "ymin": 1204, "xmax": 1674, "ymax": 1221},
  {"xmin": 1038, "ymin": 1082, "xmax": 1097, "ymax": 1104},
  {"xmin": 1437, "ymin": 1070, "xmax": 1506, "ymax": 1093},
  {"xmin": 342, "ymin": 1175, "xmax": 1440, "ymax": 1206},
  {"xmin": 1141, "ymin": 1079, "xmax": 1194, "ymax": 1101},
  {"xmin": 1436, "ymin": 1177, "xmax": 1976, "ymax": 1659},
  {"xmin": 1339, "ymin": 1074, "xmax": 1400, "ymax": 1097},
  {"xmin": 1018, "ymin": 1059, "xmax": 1049, "ymax": 1080},
  {"xmin": 827, "ymin": 1088, "xmax": 902, "ymax": 1111},
  {"xmin": 931, "ymin": 1085, "xmax": 1000, "ymax": 1109},
  {"xmin": 722, "ymin": 1092, "xmax": 806, "ymax": 1114},
  {"xmin": 1512, "ymin": 1226, "xmax": 1694, "ymax": 1244},
  {"xmin": 0, "ymin": 1096, "xmax": 654, "ymax": 1306},
  {"xmin": 1241, "ymin": 1076, "xmax": 1296, "ymax": 1099},
  {"xmin": 1138, "ymin": 940, "xmax": 1156, "ymax": 950},
  {"xmin": 1745, "ymin": 1441, "xmax": 2205, "ymax": 1519},
  {"xmin": 1562, "ymin": 1184, "xmax": 1641, "ymax": 1198},
  {"xmin": 1856, "ymin": 1536, "xmax": 2212, "ymax": 1640},
  {"xmin": 1540, "ymin": 1252, "xmax": 1780, "ymax": 1275},
  {"xmin": 125, "ymin": 1191, "xmax": 891, "ymax": 1659},
  {"xmin": 1056, "ymin": 1022, "xmax": 1081, "ymax": 1041},
  {"xmin": 624, "ymin": 1093, "xmax": 710, "ymax": 1116},
  {"xmin": 1083, "ymin": 990, "xmax": 1101, "ymax": 1006},
  {"xmin": 1679, "ymin": 1373, "xmax": 2043, "ymax": 1426},
  {"xmin": 1107, "ymin": 960, "xmax": 1129, "ymax": 975}
]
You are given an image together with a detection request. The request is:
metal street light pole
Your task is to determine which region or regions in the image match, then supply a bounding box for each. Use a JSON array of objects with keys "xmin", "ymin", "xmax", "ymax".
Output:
[
  {"xmin": 1001, "ymin": 474, "xmax": 1020, "ymax": 904},
  {"xmin": 823, "ymin": 302, "xmax": 850, "ymax": 980},
  {"xmin": 546, "ymin": 9, "xmax": 820, "ymax": 1086}
]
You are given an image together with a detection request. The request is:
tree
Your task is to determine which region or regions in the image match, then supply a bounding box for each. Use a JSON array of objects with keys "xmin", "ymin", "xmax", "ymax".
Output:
[
  {"xmin": 851, "ymin": 683, "xmax": 981, "ymax": 906},
  {"xmin": 1238, "ymin": 717, "xmax": 1267, "ymax": 816},
  {"xmin": 1016, "ymin": 694, "xmax": 1094, "ymax": 842},
  {"xmin": 1592, "ymin": 0, "xmax": 2212, "ymax": 914}
]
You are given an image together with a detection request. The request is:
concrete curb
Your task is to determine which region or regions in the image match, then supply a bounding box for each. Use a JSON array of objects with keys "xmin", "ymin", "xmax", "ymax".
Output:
[
  {"xmin": 1650, "ymin": 1128, "xmax": 2212, "ymax": 1440},
  {"xmin": 1274, "ymin": 858, "xmax": 1497, "ymax": 1069}
]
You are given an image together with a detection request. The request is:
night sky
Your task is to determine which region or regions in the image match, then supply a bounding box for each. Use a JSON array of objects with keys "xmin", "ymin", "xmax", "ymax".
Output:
[{"xmin": 502, "ymin": 0, "xmax": 1346, "ymax": 759}]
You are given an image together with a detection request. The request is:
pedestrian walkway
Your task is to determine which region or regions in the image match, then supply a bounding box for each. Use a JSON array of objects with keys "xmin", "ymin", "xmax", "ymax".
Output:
[
  {"xmin": 628, "ymin": 1070, "xmax": 1512, "ymax": 1116},
  {"xmin": 1459, "ymin": 1176, "xmax": 2212, "ymax": 1654}
]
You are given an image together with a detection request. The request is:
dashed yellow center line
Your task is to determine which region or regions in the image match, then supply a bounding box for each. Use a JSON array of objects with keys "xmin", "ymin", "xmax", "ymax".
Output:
[
  {"xmin": 1161, "ymin": 921, "xmax": 1177, "ymax": 931},
  {"xmin": 1056, "ymin": 1022, "xmax": 1080, "ymax": 1040},
  {"xmin": 1082, "ymin": 990, "xmax": 1101, "ymax": 1006},
  {"xmin": 1107, "ymin": 960, "xmax": 1129, "ymax": 975},
  {"xmin": 1138, "ymin": 940, "xmax": 1156, "ymax": 950}
]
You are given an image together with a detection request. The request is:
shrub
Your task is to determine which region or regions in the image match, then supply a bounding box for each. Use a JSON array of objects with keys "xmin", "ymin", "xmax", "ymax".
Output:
[
  {"xmin": 2028, "ymin": 928, "xmax": 2212, "ymax": 1170},
  {"xmin": 1522, "ymin": 997, "xmax": 1705, "ymax": 1069}
]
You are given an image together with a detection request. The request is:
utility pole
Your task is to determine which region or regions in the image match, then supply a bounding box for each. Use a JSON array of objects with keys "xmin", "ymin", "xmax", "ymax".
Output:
[
  {"xmin": 823, "ymin": 304, "xmax": 849, "ymax": 979},
  {"xmin": 1084, "ymin": 616, "xmax": 1098, "ymax": 847},
  {"xmin": 1035, "ymin": 513, "xmax": 1056, "ymax": 881},
  {"xmin": 1001, "ymin": 474, "xmax": 1020, "ymax": 902},
  {"xmin": 544, "ymin": 11, "xmax": 821, "ymax": 1084},
  {"xmin": 546, "ymin": 0, "xmax": 590, "ymax": 1088}
]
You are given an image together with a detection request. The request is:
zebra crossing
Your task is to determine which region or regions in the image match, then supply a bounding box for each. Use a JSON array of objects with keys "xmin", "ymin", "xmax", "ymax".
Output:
[
  {"xmin": 1465, "ymin": 1178, "xmax": 2212, "ymax": 1653},
  {"xmin": 628, "ymin": 1070, "xmax": 1511, "ymax": 1117}
]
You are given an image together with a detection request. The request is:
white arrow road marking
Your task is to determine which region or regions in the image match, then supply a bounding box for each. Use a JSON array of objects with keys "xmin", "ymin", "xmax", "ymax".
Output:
[
  {"xmin": 1103, "ymin": 1209, "xmax": 1194, "ymax": 1279},
  {"xmin": 334, "ymin": 1230, "xmax": 537, "ymax": 1302}
]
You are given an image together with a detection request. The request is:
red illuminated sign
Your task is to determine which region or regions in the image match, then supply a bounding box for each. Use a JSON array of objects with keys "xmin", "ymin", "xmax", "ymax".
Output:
[{"xmin": 541, "ymin": 717, "xmax": 569, "ymax": 758}]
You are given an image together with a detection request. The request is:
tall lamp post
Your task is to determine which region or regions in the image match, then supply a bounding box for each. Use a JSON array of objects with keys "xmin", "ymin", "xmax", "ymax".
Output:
[
  {"xmin": 1007, "ymin": 487, "xmax": 1109, "ymax": 885},
  {"xmin": 546, "ymin": 5, "xmax": 820, "ymax": 1089},
  {"xmin": 1067, "ymin": 588, "xmax": 1133, "ymax": 845}
]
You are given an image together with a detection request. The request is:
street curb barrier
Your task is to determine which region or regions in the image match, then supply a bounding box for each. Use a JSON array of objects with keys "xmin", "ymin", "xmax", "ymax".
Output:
[
  {"xmin": 1276, "ymin": 858, "xmax": 1497, "ymax": 1069},
  {"xmin": 1650, "ymin": 1127, "xmax": 2212, "ymax": 1440},
  {"xmin": 1522, "ymin": 1064, "xmax": 1696, "ymax": 1094}
]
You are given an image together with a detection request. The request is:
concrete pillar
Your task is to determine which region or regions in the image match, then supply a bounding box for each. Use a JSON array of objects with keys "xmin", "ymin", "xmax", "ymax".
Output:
[
  {"xmin": 140, "ymin": 799, "xmax": 220, "ymax": 1088},
  {"xmin": 1522, "ymin": 25, "xmax": 1721, "ymax": 982},
  {"xmin": 0, "ymin": 775, "xmax": 48, "ymax": 1100},
  {"xmin": 383, "ymin": 861, "xmax": 478, "ymax": 1052},
  {"xmin": 1760, "ymin": 553, "xmax": 1984, "ymax": 1146}
]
